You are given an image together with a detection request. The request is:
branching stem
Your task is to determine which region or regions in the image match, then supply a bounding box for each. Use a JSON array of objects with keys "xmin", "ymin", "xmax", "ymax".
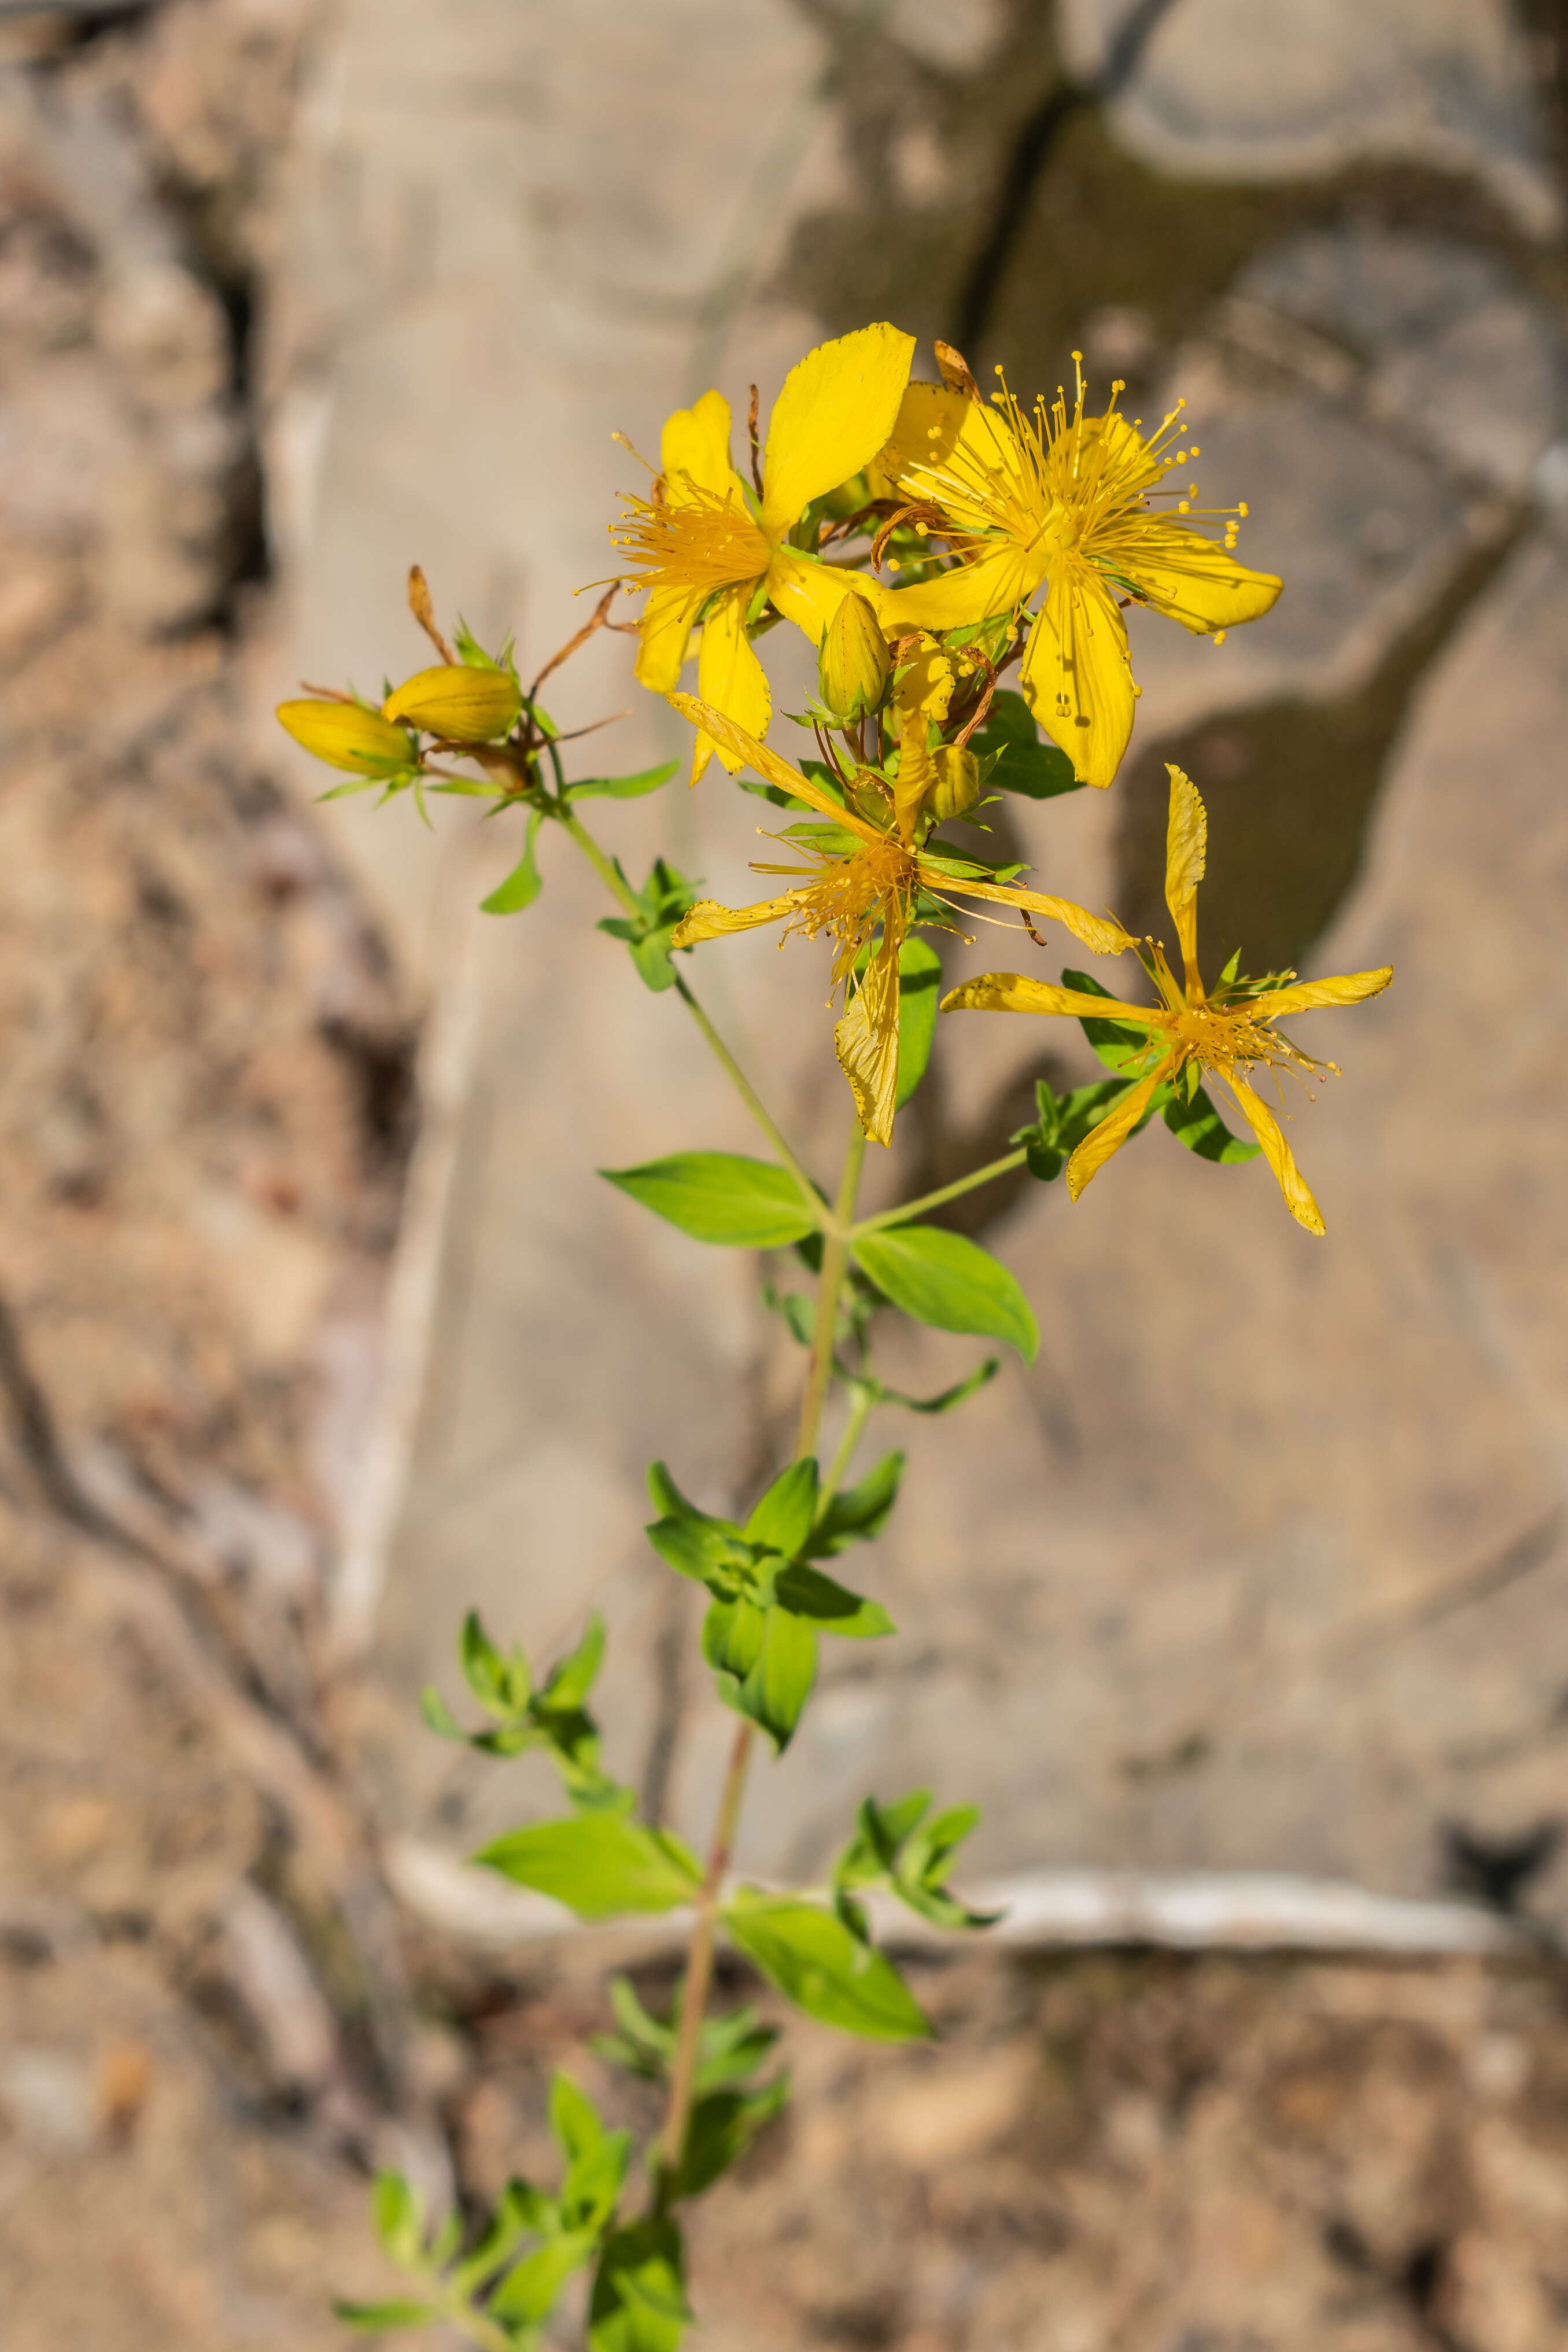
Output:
[{"xmin": 853, "ymin": 1144, "xmax": 1027, "ymax": 1235}]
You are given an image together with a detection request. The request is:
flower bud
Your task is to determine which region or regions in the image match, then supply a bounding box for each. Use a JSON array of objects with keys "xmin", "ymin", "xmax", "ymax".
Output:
[
  {"xmin": 276, "ymin": 699, "xmax": 417, "ymax": 777},
  {"xmin": 818, "ymin": 591, "xmax": 891, "ymax": 722},
  {"xmin": 923, "ymin": 744, "xmax": 981, "ymax": 825},
  {"xmin": 381, "ymin": 663, "xmax": 522, "ymax": 741}
]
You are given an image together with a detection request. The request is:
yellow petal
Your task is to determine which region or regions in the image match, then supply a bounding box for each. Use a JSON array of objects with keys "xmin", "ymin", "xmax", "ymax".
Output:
[
  {"xmin": 761, "ymin": 323, "xmax": 916, "ymax": 541},
  {"xmin": 661, "ymin": 388, "xmax": 735, "ymax": 497},
  {"xmin": 634, "ymin": 582, "xmax": 706, "ymax": 691},
  {"xmin": 834, "ymin": 920, "xmax": 904, "ymax": 1146},
  {"xmin": 1163, "ymin": 764, "xmax": 1207, "ymax": 984},
  {"xmin": 948, "ymin": 878, "xmax": 1134, "ymax": 959},
  {"xmin": 876, "ymin": 379, "xmax": 1016, "ymax": 534},
  {"xmin": 766, "ymin": 544, "xmax": 881, "ymax": 647},
  {"xmin": 1249, "ymin": 968, "xmax": 1393, "ymax": 1020},
  {"xmin": 1217, "ymin": 1075, "xmax": 1325, "ymax": 1233},
  {"xmin": 1065, "ymin": 1057, "xmax": 1176, "ymax": 1200},
  {"xmin": 1120, "ymin": 525, "xmax": 1282, "ymax": 637},
  {"xmin": 666, "ymin": 693, "xmax": 883, "ymax": 836},
  {"xmin": 693, "ymin": 587, "xmax": 772, "ymax": 779},
  {"xmin": 1020, "ymin": 565, "xmax": 1137, "ymax": 790},
  {"xmin": 880, "ymin": 543, "xmax": 1041, "ymax": 634},
  {"xmin": 670, "ymin": 891, "xmax": 810, "ymax": 949},
  {"xmin": 940, "ymin": 972, "xmax": 1159, "ymax": 1024}
]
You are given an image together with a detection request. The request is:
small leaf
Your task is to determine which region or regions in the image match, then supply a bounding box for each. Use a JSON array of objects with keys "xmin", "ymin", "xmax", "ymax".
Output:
[
  {"xmin": 549, "ymin": 2071, "xmax": 604, "ymax": 2165},
  {"xmin": 722, "ymin": 1896, "xmax": 933, "ymax": 2041},
  {"xmin": 542, "ymin": 1613, "xmax": 607, "ymax": 1709},
  {"xmin": 895, "ymin": 937, "xmax": 942, "ymax": 1110},
  {"xmin": 459, "ymin": 1610, "xmax": 516, "ymax": 1712},
  {"xmin": 968, "ymin": 690, "xmax": 1082, "ymax": 801},
  {"xmin": 333, "ymin": 2299, "xmax": 437, "ymax": 2332},
  {"xmin": 880, "ymin": 1358, "xmax": 1001, "ymax": 1416},
  {"xmin": 450, "ymin": 2180, "xmax": 551, "ymax": 2296},
  {"xmin": 743, "ymin": 1458, "xmax": 820, "ymax": 1557},
  {"xmin": 568, "ymin": 760, "xmax": 680, "ymax": 800},
  {"xmin": 807, "ymin": 1450, "xmax": 904, "ymax": 1555},
  {"xmin": 477, "ymin": 1816, "xmax": 702, "ymax": 1919},
  {"xmin": 372, "ymin": 2170, "xmax": 424, "ymax": 2268},
  {"xmin": 490, "ymin": 2233, "xmax": 601, "ymax": 2325},
  {"xmin": 1059, "ymin": 967, "xmax": 1163, "ymax": 1076},
  {"xmin": 482, "ymin": 808, "xmax": 545, "ymax": 915},
  {"xmin": 588, "ymin": 2221, "xmax": 690, "ymax": 2352},
  {"xmin": 602, "ymin": 1153, "xmax": 820, "ymax": 1248},
  {"xmin": 704, "ymin": 1598, "xmax": 817, "ymax": 1752},
  {"xmin": 419, "ymin": 1686, "xmax": 466, "ymax": 1741},
  {"xmin": 774, "ymin": 1560, "xmax": 894, "ymax": 1639},
  {"xmin": 851, "ymin": 1224, "xmax": 1038, "ymax": 1361},
  {"xmin": 1163, "ymin": 1082, "xmax": 1260, "ymax": 1163},
  {"xmin": 670, "ymin": 2076, "xmax": 791, "ymax": 2200}
]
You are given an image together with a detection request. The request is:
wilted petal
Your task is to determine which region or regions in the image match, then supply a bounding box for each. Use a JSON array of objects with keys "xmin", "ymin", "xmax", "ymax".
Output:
[
  {"xmin": 941, "ymin": 972, "xmax": 1158, "ymax": 1023},
  {"xmin": 1065, "ymin": 1057, "xmax": 1176, "ymax": 1200},
  {"xmin": 670, "ymin": 891, "xmax": 812, "ymax": 948},
  {"xmin": 834, "ymin": 920, "xmax": 905, "ymax": 1146},
  {"xmin": 954, "ymin": 878, "xmax": 1133, "ymax": 959},
  {"xmin": 667, "ymin": 692, "xmax": 880, "ymax": 832},
  {"xmin": 1219, "ymin": 1076, "xmax": 1326, "ymax": 1234},
  {"xmin": 1163, "ymin": 765, "xmax": 1207, "ymax": 983}
]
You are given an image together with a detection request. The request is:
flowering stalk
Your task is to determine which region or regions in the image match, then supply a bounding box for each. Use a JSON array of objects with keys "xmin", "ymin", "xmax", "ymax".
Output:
[{"xmin": 281, "ymin": 324, "xmax": 1389, "ymax": 2351}]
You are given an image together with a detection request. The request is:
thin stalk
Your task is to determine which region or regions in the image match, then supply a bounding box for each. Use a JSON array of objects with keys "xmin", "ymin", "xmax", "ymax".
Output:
[
  {"xmin": 798, "ymin": 1123, "xmax": 868, "ymax": 1460},
  {"xmin": 554, "ymin": 802, "xmax": 823, "ymax": 1212},
  {"xmin": 853, "ymin": 1144, "xmax": 1027, "ymax": 1236},
  {"xmin": 817, "ymin": 1378, "xmax": 875, "ymax": 1514},
  {"xmin": 656, "ymin": 1115, "xmax": 868, "ymax": 2202}
]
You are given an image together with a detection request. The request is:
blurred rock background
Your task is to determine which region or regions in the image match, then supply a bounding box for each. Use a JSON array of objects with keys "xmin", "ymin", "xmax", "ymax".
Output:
[{"xmin": 3, "ymin": 2, "xmax": 1568, "ymax": 2347}]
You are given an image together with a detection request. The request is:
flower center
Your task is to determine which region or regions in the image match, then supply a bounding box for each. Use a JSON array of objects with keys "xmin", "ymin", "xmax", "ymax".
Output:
[{"xmin": 613, "ymin": 484, "xmax": 772, "ymax": 595}]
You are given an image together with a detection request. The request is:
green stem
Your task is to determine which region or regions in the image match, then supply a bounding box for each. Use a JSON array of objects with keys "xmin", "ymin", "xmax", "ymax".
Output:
[
  {"xmin": 817, "ymin": 1378, "xmax": 875, "ymax": 1514},
  {"xmin": 555, "ymin": 803, "xmax": 822, "ymax": 1213},
  {"xmin": 798, "ymin": 1120, "xmax": 868, "ymax": 1461},
  {"xmin": 852, "ymin": 1144, "xmax": 1027, "ymax": 1236},
  {"xmin": 655, "ymin": 1115, "xmax": 868, "ymax": 2206}
]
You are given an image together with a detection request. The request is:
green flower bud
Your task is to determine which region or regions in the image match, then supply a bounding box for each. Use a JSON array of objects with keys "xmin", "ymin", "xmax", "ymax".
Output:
[
  {"xmin": 923, "ymin": 744, "xmax": 981, "ymax": 825},
  {"xmin": 381, "ymin": 663, "xmax": 522, "ymax": 741},
  {"xmin": 818, "ymin": 591, "xmax": 891, "ymax": 722},
  {"xmin": 276, "ymin": 699, "xmax": 417, "ymax": 777}
]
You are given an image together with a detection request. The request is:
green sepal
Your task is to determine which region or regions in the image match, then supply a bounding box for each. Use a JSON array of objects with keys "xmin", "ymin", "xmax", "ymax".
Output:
[
  {"xmin": 602, "ymin": 1151, "xmax": 820, "ymax": 1248},
  {"xmin": 475, "ymin": 1815, "xmax": 703, "ymax": 1919},
  {"xmin": 851, "ymin": 1223, "xmax": 1038, "ymax": 1361},
  {"xmin": 482, "ymin": 805, "xmax": 545, "ymax": 914},
  {"xmin": 721, "ymin": 1892, "xmax": 934, "ymax": 2041}
]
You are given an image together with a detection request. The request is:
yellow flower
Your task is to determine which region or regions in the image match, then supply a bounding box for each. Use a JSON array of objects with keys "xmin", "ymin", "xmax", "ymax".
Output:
[
  {"xmin": 611, "ymin": 324, "xmax": 914, "ymax": 781},
  {"xmin": 666, "ymin": 692, "xmax": 1131, "ymax": 1146},
  {"xmin": 877, "ymin": 357, "xmax": 1282, "ymax": 789},
  {"xmin": 276, "ymin": 698, "xmax": 417, "ymax": 777},
  {"xmin": 942, "ymin": 766, "xmax": 1391, "ymax": 1232}
]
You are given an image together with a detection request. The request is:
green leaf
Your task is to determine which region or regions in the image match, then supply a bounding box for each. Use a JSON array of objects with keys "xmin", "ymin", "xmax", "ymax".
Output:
[
  {"xmin": 807, "ymin": 1450, "xmax": 903, "ymax": 1555},
  {"xmin": 968, "ymin": 691, "xmax": 1082, "ymax": 801},
  {"xmin": 879, "ymin": 1358, "xmax": 1001, "ymax": 1415},
  {"xmin": 671, "ymin": 2076, "xmax": 791, "ymax": 2200},
  {"xmin": 567, "ymin": 760, "xmax": 680, "ymax": 800},
  {"xmin": 1163, "ymin": 1082, "xmax": 1260, "ymax": 1162},
  {"xmin": 596, "ymin": 857, "xmax": 698, "ymax": 993},
  {"xmin": 419, "ymin": 1684, "xmax": 466, "ymax": 1741},
  {"xmin": 743, "ymin": 1458, "xmax": 820, "ymax": 1555},
  {"xmin": 601, "ymin": 1153, "xmax": 820, "ymax": 1248},
  {"xmin": 549, "ymin": 2071, "xmax": 604, "ymax": 2166},
  {"xmin": 722, "ymin": 1896, "xmax": 933, "ymax": 2041},
  {"xmin": 450, "ymin": 2180, "xmax": 551, "ymax": 2296},
  {"xmin": 459, "ymin": 1609, "xmax": 521, "ymax": 1712},
  {"xmin": 372, "ymin": 2170, "xmax": 425, "ymax": 2268},
  {"xmin": 895, "ymin": 937, "xmax": 942, "ymax": 1109},
  {"xmin": 477, "ymin": 1816, "xmax": 702, "ymax": 1919},
  {"xmin": 851, "ymin": 1224, "xmax": 1037, "ymax": 1361},
  {"xmin": 774, "ymin": 1560, "xmax": 894, "ymax": 1639},
  {"xmin": 482, "ymin": 807, "xmax": 544, "ymax": 915},
  {"xmin": 588, "ymin": 2221, "xmax": 690, "ymax": 2352},
  {"xmin": 490, "ymin": 2233, "xmax": 600, "ymax": 2326},
  {"xmin": 333, "ymin": 2299, "xmax": 437, "ymax": 2332},
  {"xmin": 1059, "ymin": 967, "xmax": 1163, "ymax": 1077},
  {"xmin": 541, "ymin": 1613, "xmax": 606, "ymax": 1709},
  {"xmin": 703, "ymin": 1598, "xmax": 817, "ymax": 1752}
]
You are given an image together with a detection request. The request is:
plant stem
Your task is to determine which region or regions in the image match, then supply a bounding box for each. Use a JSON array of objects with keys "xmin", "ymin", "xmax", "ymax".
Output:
[
  {"xmin": 554, "ymin": 802, "xmax": 822, "ymax": 1212},
  {"xmin": 852, "ymin": 1144, "xmax": 1027, "ymax": 1236},
  {"xmin": 656, "ymin": 1115, "xmax": 868, "ymax": 2202},
  {"xmin": 817, "ymin": 1378, "xmax": 875, "ymax": 1513},
  {"xmin": 798, "ymin": 1122, "xmax": 868, "ymax": 1460}
]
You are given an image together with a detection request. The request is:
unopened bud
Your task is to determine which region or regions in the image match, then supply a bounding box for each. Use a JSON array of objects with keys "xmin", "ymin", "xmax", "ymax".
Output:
[
  {"xmin": 382, "ymin": 663, "xmax": 522, "ymax": 741},
  {"xmin": 818, "ymin": 592, "xmax": 891, "ymax": 722},
  {"xmin": 923, "ymin": 744, "xmax": 981, "ymax": 825},
  {"xmin": 276, "ymin": 699, "xmax": 417, "ymax": 777}
]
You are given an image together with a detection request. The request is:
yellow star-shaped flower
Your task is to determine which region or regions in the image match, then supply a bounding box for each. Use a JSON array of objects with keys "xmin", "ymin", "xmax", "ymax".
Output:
[
  {"xmin": 665, "ymin": 694, "xmax": 1131, "ymax": 1146},
  {"xmin": 877, "ymin": 358, "xmax": 1282, "ymax": 790},
  {"xmin": 611, "ymin": 325, "xmax": 914, "ymax": 781},
  {"xmin": 942, "ymin": 766, "xmax": 1392, "ymax": 1232}
]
